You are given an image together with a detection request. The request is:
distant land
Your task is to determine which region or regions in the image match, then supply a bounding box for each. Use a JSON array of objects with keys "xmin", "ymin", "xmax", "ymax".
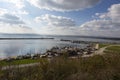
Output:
[
  {"xmin": 0, "ymin": 38, "xmax": 54, "ymax": 40},
  {"xmin": 0, "ymin": 33, "xmax": 120, "ymax": 40}
]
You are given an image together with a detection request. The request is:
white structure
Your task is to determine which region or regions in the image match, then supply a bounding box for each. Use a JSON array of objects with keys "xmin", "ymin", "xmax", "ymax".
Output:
[{"xmin": 95, "ymin": 44, "xmax": 99, "ymax": 50}]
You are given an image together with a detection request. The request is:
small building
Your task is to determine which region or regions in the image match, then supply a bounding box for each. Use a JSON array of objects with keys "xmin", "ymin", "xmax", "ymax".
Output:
[{"xmin": 95, "ymin": 44, "xmax": 99, "ymax": 50}]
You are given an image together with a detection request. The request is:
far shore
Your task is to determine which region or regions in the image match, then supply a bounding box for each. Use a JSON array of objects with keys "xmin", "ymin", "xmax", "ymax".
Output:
[{"xmin": 0, "ymin": 38, "xmax": 54, "ymax": 40}]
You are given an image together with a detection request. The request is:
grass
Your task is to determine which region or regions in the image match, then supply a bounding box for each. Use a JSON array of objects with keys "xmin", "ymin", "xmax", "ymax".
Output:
[
  {"xmin": 104, "ymin": 46, "xmax": 120, "ymax": 53},
  {"xmin": 0, "ymin": 44, "xmax": 120, "ymax": 80},
  {"xmin": 1, "ymin": 54, "xmax": 120, "ymax": 80},
  {"xmin": 0, "ymin": 59, "xmax": 47, "ymax": 67},
  {"xmin": 99, "ymin": 44, "xmax": 109, "ymax": 48},
  {"xmin": 106, "ymin": 46, "xmax": 120, "ymax": 52}
]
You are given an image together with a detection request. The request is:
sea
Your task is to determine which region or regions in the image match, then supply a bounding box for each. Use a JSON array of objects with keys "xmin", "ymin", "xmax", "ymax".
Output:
[{"xmin": 0, "ymin": 34, "xmax": 120, "ymax": 59}]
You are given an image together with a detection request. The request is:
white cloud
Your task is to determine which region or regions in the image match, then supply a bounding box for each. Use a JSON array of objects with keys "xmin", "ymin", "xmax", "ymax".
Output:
[
  {"xmin": 0, "ymin": 13, "xmax": 25, "ymax": 25},
  {"xmin": 0, "ymin": 24, "xmax": 34, "ymax": 34},
  {"xmin": 97, "ymin": 4, "xmax": 120, "ymax": 22},
  {"xmin": 107, "ymin": 4, "xmax": 120, "ymax": 22},
  {"xmin": 27, "ymin": 0, "xmax": 100, "ymax": 11},
  {"xmin": 0, "ymin": 8, "xmax": 34, "ymax": 34},
  {"xmin": 0, "ymin": 0, "xmax": 25, "ymax": 9},
  {"xmin": 35, "ymin": 14, "xmax": 76, "ymax": 27},
  {"xmin": 78, "ymin": 3, "xmax": 120, "ymax": 37},
  {"xmin": 0, "ymin": 7, "xmax": 29, "ymax": 25},
  {"xmin": 34, "ymin": 14, "xmax": 76, "ymax": 34},
  {"xmin": 0, "ymin": 8, "xmax": 7, "ymax": 15},
  {"xmin": 35, "ymin": 4, "xmax": 120, "ymax": 37},
  {"xmin": 80, "ymin": 20, "xmax": 120, "ymax": 31},
  {"xmin": 0, "ymin": 0, "xmax": 29, "ymax": 15},
  {"xmin": 12, "ymin": 10, "xmax": 29, "ymax": 15}
]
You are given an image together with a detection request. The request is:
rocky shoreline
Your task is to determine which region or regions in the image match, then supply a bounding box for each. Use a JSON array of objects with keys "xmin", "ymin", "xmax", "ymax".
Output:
[{"xmin": 1, "ymin": 43, "xmax": 99, "ymax": 61}]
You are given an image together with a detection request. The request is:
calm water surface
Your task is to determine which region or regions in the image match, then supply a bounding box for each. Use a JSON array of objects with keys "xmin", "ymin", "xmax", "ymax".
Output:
[
  {"xmin": 0, "ymin": 39, "xmax": 86, "ymax": 58},
  {"xmin": 0, "ymin": 35, "xmax": 120, "ymax": 59}
]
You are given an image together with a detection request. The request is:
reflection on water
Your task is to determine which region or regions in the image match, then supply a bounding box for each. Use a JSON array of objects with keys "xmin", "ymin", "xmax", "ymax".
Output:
[
  {"xmin": 0, "ymin": 39, "xmax": 87, "ymax": 58},
  {"xmin": 0, "ymin": 35, "xmax": 119, "ymax": 59}
]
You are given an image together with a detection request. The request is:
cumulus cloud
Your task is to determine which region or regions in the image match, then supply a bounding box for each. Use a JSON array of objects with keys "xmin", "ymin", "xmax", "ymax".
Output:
[
  {"xmin": 78, "ymin": 3, "xmax": 120, "ymax": 37},
  {"xmin": 108, "ymin": 4, "xmax": 120, "ymax": 21},
  {"xmin": 0, "ymin": 0, "xmax": 25, "ymax": 9},
  {"xmin": 0, "ymin": 13, "xmax": 25, "ymax": 25},
  {"xmin": 27, "ymin": 0, "xmax": 100, "ymax": 11},
  {"xmin": 0, "ymin": 0, "xmax": 29, "ymax": 15},
  {"xmin": 0, "ymin": 8, "xmax": 34, "ymax": 34},
  {"xmin": 0, "ymin": 8, "xmax": 27, "ymax": 25},
  {"xmin": 80, "ymin": 20, "xmax": 120, "ymax": 31},
  {"xmin": 99, "ymin": 4, "xmax": 120, "ymax": 22},
  {"xmin": 36, "ymin": 4, "xmax": 120, "ymax": 37},
  {"xmin": 35, "ymin": 14, "xmax": 76, "ymax": 27},
  {"xmin": 12, "ymin": 10, "xmax": 29, "ymax": 15},
  {"xmin": 0, "ymin": 24, "xmax": 34, "ymax": 34},
  {"xmin": 0, "ymin": 8, "xmax": 7, "ymax": 15}
]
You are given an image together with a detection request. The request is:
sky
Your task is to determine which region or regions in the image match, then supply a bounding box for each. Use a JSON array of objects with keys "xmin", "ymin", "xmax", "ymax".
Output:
[{"xmin": 0, "ymin": 0, "xmax": 120, "ymax": 37}]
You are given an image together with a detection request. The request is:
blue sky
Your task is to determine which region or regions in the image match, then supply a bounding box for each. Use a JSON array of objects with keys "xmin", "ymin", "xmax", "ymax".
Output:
[
  {"xmin": 0, "ymin": 0, "xmax": 120, "ymax": 37},
  {"xmin": 23, "ymin": 0, "xmax": 120, "ymax": 25}
]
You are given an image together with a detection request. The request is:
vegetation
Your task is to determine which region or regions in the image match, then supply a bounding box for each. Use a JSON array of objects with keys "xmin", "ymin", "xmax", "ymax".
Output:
[
  {"xmin": 0, "ymin": 59, "xmax": 46, "ymax": 67},
  {"xmin": 99, "ymin": 44, "xmax": 109, "ymax": 48},
  {"xmin": 0, "ymin": 45, "xmax": 120, "ymax": 80},
  {"xmin": 104, "ymin": 46, "xmax": 120, "ymax": 53}
]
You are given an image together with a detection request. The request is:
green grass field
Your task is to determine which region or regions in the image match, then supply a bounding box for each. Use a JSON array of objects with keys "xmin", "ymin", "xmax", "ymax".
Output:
[
  {"xmin": 1, "ymin": 53, "xmax": 120, "ymax": 80},
  {"xmin": 0, "ymin": 59, "xmax": 47, "ymax": 67},
  {"xmin": 99, "ymin": 44, "xmax": 109, "ymax": 48},
  {"xmin": 104, "ymin": 46, "xmax": 120, "ymax": 53}
]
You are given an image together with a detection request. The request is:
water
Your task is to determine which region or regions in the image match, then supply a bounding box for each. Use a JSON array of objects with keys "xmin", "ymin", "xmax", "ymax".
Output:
[
  {"xmin": 0, "ymin": 34, "xmax": 120, "ymax": 59},
  {"xmin": 0, "ymin": 39, "xmax": 86, "ymax": 59}
]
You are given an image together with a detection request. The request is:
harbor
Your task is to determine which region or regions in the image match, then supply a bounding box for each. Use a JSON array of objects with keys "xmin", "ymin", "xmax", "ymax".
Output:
[{"xmin": 1, "ymin": 43, "xmax": 99, "ymax": 61}]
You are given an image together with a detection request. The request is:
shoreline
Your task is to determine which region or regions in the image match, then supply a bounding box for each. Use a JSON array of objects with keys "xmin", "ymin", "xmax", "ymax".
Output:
[
  {"xmin": 0, "ymin": 43, "xmax": 98, "ymax": 60},
  {"xmin": 60, "ymin": 39, "xmax": 120, "ymax": 44},
  {"xmin": 0, "ymin": 38, "xmax": 54, "ymax": 40},
  {"xmin": 0, "ymin": 40, "xmax": 119, "ymax": 60},
  {"xmin": 1, "ymin": 44, "xmax": 120, "ymax": 70}
]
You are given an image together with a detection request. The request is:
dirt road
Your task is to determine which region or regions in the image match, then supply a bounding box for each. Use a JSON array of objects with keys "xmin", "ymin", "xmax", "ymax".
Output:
[{"xmin": 82, "ymin": 45, "xmax": 120, "ymax": 57}]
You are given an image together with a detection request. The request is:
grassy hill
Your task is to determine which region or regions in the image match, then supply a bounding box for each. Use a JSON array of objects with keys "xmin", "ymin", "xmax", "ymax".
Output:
[{"xmin": 0, "ymin": 45, "xmax": 120, "ymax": 80}]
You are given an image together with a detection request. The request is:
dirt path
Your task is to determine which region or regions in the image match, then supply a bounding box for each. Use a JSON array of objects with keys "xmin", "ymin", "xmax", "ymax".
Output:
[{"xmin": 82, "ymin": 45, "xmax": 119, "ymax": 57}]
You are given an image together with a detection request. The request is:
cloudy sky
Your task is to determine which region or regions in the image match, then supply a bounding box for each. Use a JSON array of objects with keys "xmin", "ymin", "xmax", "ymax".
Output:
[{"xmin": 0, "ymin": 0, "xmax": 120, "ymax": 37}]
